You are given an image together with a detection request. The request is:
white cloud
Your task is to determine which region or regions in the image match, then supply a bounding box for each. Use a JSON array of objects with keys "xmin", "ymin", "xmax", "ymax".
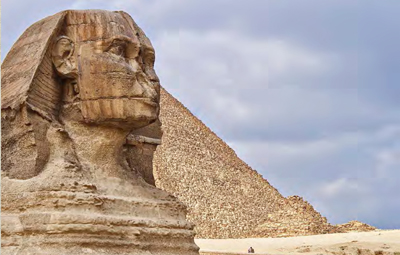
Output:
[
  {"xmin": 152, "ymin": 29, "xmax": 341, "ymax": 134},
  {"xmin": 374, "ymin": 148, "xmax": 400, "ymax": 180},
  {"xmin": 154, "ymin": 29, "xmax": 335, "ymax": 83},
  {"xmin": 210, "ymin": 93, "xmax": 251, "ymax": 121},
  {"xmin": 245, "ymin": 125, "xmax": 398, "ymax": 169},
  {"xmin": 228, "ymin": 126, "xmax": 394, "ymax": 166},
  {"xmin": 151, "ymin": 28, "xmax": 400, "ymax": 146},
  {"xmin": 319, "ymin": 178, "xmax": 367, "ymax": 198}
]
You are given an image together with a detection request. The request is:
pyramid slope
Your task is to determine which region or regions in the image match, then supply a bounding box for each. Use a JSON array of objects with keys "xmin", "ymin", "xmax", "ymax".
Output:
[{"xmin": 153, "ymin": 88, "xmax": 336, "ymax": 238}]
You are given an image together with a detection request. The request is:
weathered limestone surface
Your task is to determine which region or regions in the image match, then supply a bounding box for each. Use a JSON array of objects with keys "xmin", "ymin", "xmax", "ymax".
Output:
[
  {"xmin": 151, "ymin": 89, "xmax": 356, "ymax": 238},
  {"xmin": 335, "ymin": 221, "xmax": 376, "ymax": 233},
  {"xmin": 253, "ymin": 195, "xmax": 340, "ymax": 237},
  {"xmin": 1, "ymin": 10, "xmax": 199, "ymax": 255}
]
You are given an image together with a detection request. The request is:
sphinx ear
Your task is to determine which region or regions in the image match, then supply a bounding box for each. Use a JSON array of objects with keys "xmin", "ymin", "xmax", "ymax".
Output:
[{"xmin": 52, "ymin": 36, "xmax": 77, "ymax": 78}]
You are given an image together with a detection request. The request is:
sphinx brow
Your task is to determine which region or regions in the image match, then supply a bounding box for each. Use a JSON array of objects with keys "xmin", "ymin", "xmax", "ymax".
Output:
[
  {"xmin": 91, "ymin": 36, "xmax": 137, "ymax": 49},
  {"xmin": 108, "ymin": 36, "xmax": 138, "ymax": 45}
]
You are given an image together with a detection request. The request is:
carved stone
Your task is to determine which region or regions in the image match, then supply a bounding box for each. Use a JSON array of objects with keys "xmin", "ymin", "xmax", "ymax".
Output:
[{"xmin": 1, "ymin": 10, "xmax": 199, "ymax": 255}]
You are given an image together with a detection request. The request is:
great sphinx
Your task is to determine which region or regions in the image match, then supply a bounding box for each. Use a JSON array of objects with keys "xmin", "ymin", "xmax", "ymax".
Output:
[{"xmin": 1, "ymin": 10, "xmax": 199, "ymax": 255}]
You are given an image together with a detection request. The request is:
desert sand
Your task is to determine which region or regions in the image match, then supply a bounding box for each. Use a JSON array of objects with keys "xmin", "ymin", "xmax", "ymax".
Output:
[{"xmin": 196, "ymin": 229, "xmax": 400, "ymax": 254}]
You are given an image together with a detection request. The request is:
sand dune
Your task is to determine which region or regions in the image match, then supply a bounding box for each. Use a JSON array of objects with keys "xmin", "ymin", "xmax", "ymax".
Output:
[{"xmin": 196, "ymin": 229, "xmax": 400, "ymax": 255}]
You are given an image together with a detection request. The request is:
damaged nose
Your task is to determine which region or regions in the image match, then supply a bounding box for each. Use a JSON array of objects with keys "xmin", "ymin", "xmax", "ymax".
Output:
[
  {"xmin": 146, "ymin": 67, "xmax": 159, "ymax": 83},
  {"xmin": 143, "ymin": 83, "xmax": 158, "ymax": 102},
  {"xmin": 135, "ymin": 73, "xmax": 158, "ymax": 101},
  {"xmin": 143, "ymin": 66, "xmax": 160, "ymax": 98}
]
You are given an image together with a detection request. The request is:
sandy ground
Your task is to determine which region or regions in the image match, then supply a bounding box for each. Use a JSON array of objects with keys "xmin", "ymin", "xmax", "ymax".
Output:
[{"xmin": 195, "ymin": 230, "xmax": 400, "ymax": 254}]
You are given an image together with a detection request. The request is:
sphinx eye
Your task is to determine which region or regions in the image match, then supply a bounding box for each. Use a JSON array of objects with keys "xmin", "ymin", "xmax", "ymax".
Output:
[{"xmin": 107, "ymin": 40, "xmax": 126, "ymax": 57}]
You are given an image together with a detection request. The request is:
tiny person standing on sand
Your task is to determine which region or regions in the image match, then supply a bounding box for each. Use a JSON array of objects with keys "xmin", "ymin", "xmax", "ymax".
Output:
[{"xmin": 248, "ymin": 246, "xmax": 255, "ymax": 253}]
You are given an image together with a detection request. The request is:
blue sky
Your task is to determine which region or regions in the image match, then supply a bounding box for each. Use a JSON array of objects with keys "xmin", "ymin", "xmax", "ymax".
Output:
[{"xmin": 2, "ymin": 0, "xmax": 399, "ymax": 229}]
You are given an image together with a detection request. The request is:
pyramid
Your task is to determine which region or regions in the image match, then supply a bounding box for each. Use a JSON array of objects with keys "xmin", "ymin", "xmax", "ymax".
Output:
[{"xmin": 151, "ymin": 88, "xmax": 338, "ymax": 238}]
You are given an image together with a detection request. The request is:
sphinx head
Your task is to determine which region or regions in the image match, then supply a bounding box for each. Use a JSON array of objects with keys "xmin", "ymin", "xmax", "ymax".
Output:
[
  {"xmin": 56, "ymin": 10, "xmax": 160, "ymax": 129},
  {"xmin": 1, "ymin": 10, "xmax": 161, "ymax": 179}
]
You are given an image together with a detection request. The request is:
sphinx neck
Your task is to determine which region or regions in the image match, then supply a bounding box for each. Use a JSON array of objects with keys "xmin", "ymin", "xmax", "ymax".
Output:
[{"xmin": 63, "ymin": 120, "xmax": 130, "ymax": 177}]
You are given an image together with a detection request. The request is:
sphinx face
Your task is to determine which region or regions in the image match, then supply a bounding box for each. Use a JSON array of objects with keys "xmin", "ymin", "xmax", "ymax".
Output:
[{"xmin": 60, "ymin": 11, "xmax": 160, "ymax": 130}]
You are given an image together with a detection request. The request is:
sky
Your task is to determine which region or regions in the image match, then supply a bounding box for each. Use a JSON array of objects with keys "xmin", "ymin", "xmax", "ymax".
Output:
[{"xmin": 2, "ymin": 0, "xmax": 399, "ymax": 229}]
